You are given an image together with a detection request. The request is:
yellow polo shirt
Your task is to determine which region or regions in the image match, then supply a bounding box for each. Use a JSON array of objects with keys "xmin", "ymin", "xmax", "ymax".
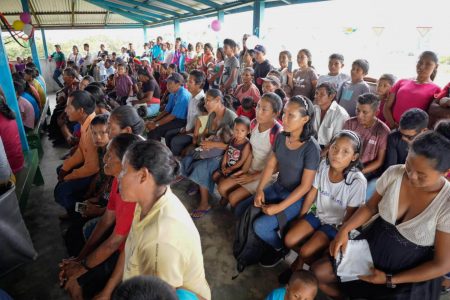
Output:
[{"xmin": 123, "ymin": 188, "xmax": 211, "ymax": 300}]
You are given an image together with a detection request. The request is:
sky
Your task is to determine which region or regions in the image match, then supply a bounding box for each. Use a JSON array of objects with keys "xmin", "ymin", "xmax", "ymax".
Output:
[{"xmin": 5, "ymin": 0, "xmax": 450, "ymax": 85}]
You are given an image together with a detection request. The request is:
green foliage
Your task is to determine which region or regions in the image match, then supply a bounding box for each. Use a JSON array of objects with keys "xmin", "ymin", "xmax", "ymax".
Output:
[{"xmin": 440, "ymin": 56, "xmax": 450, "ymax": 65}]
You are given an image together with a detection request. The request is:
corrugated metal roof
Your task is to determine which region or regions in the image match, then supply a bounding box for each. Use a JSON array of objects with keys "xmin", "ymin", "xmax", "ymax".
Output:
[
  {"xmin": 1, "ymin": 0, "xmax": 326, "ymax": 29},
  {"xmin": 108, "ymin": 14, "xmax": 139, "ymax": 24}
]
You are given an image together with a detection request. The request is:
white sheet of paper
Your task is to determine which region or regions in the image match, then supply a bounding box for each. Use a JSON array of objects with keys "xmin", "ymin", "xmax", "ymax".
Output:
[{"xmin": 336, "ymin": 239, "xmax": 374, "ymax": 282}]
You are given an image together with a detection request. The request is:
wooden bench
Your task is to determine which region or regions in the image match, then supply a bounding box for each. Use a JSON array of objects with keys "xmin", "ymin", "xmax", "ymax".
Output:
[
  {"xmin": 14, "ymin": 149, "xmax": 44, "ymax": 212},
  {"xmin": 26, "ymin": 97, "xmax": 50, "ymax": 159}
]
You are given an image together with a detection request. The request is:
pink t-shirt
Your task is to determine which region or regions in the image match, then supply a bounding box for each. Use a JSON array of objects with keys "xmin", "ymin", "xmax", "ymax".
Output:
[
  {"xmin": 234, "ymin": 83, "xmax": 261, "ymax": 104},
  {"xmin": 0, "ymin": 114, "xmax": 24, "ymax": 173},
  {"xmin": 390, "ymin": 79, "xmax": 440, "ymax": 123},
  {"xmin": 18, "ymin": 96, "xmax": 35, "ymax": 129}
]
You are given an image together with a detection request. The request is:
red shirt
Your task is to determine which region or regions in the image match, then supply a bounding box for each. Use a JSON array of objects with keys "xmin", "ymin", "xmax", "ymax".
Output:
[
  {"xmin": 0, "ymin": 114, "xmax": 24, "ymax": 173},
  {"xmin": 106, "ymin": 178, "xmax": 136, "ymax": 250},
  {"xmin": 237, "ymin": 106, "xmax": 256, "ymax": 120}
]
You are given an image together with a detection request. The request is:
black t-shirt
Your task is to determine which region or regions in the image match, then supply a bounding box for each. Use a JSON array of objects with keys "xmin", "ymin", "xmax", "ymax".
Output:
[
  {"xmin": 97, "ymin": 50, "xmax": 108, "ymax": 57},
  {"xmin": 253, "ymin": 59, "xmax": 272, "ymax": 92},
  {"xmin": 383, "ymin": 130, "xmax": 408, "ymax": 172},
  {"xmin": 142, "ymin": 78, "xmax": 161, "ymax": 99}
]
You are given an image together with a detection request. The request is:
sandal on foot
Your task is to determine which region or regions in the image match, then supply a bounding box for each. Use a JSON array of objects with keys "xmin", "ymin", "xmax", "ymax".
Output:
[{"xmin": 190, "ymin": 208, "xmax": 211, "ymax": 219}]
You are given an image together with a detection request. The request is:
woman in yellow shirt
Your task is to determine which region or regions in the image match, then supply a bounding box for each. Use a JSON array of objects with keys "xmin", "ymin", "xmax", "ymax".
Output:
[{"xmin": 97, "ymin": 140, "xmax": 211, "ymax": 300}]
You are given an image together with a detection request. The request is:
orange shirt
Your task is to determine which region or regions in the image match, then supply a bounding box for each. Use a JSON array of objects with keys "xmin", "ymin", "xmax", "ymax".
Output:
[{"xmin": 62, "ymin": 113, "xmax": 99, "ymax": 180}]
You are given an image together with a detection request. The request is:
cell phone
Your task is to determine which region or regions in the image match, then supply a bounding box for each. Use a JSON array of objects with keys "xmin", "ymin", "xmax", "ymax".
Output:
[
  {"xmin": 288, "ymin": 61, "xmax": 293, "ymax": 73},
  {"xmin": 75, "ymin": 202, "xmax": 87, "ymax": 213}
]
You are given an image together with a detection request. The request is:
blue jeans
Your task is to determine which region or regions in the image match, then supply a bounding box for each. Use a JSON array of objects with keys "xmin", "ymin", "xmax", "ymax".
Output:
[
  {"xmin": 235, "ymin": 181, "xmax": 303, "ymax": 249},
  {"xmin": 53, "ymin": 68, "xmax": 64, "ymax": 88},
  {"xmin": 54, "ymin": 166, "xmax": 93, "ymax": 213}
]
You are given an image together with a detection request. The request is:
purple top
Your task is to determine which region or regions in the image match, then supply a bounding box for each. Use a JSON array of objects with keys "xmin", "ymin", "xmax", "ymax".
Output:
[{"xmin": 115, "ymin": 75, "xmax": 133, "ymax": 97}]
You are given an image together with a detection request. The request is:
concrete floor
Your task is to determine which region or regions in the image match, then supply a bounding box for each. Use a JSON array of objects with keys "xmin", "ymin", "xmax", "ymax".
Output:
[
  {"xmin": 0, "ymin": 134, "xmax": 291, "ymax": 300},
  {"xmin": 1, "ymin": 95, "xmax": 448, "ymax": 300}
]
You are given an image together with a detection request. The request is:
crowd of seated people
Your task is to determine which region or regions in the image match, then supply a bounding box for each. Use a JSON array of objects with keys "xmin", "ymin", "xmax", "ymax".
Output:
[{"xmin": 3, "ymin": 32, "xmax": 450, "ymax": 300}]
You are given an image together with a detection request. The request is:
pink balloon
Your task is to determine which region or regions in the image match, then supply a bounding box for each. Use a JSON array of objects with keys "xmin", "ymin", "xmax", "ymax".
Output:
[
  {"xmin": 20, "ymin": 12, "xmax": 32, "ymax": 24},
  {"xmin": 211, "ymin": 20, "xmax": 221, "ymax": 32}
]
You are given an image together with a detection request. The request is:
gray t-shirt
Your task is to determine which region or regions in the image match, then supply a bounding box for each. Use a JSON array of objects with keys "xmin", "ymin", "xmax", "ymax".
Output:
[
  {"xmin": 337, "ymin": 80, "xmax": 370, "ymax": 117},
  {"xmin": 205, "ymin": 108, "xmax": 237, "ymax": 136},
  {"xmin": 220, "ymin": 56, "xmax": 240, "ymax": 89},
  {"xmin": 292, "ymin": 67, "xmax": 318, "ymax": 98},
  {"xmin": 313, "ymin": 161, "xmax": 367, "ymax": 225},
  {"xmin": 273, "ymin": 134, "xmax": 320, "ymax": 191}
]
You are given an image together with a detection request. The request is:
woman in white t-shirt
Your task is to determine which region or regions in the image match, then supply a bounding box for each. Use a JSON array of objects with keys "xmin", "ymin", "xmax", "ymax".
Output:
[
  {"xmin": 218, "ymin": 92, "xmax": 283, "ymax": 207},
  {"xmin": 67, "ymin": 45, "xmax": 82, "ymax": 67},
  {"xmin": 313, "ymin": 130, "xmax": 450, "ymax": 299},
  {"xmin": 284, "ymin": 130, "xmax": 366, "ymax": 274}
]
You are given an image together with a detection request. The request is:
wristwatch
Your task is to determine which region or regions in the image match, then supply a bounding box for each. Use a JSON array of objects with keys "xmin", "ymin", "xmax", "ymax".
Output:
[
  {"xmin": 80, "ymin": 258, "xmax": 92, "ymax": 271},
  {"xmin": 386, "ymin": 273, "xmax": 396, "ymax": 288}
]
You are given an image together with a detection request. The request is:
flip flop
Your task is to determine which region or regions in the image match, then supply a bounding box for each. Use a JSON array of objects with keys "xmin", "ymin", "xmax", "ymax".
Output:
[{"xmin": 190, "ymin": 208, "xmax": 211, "ymax": 219}]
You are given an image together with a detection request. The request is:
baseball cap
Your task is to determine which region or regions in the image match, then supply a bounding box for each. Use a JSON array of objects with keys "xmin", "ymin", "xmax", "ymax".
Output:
[
  {"xmin": 254, "ymin": 45, "xmax": 266, "ymax": 54},
  {"xmin": 140, "ymin": 57, "xmax": 151, "ymax": 63},
  {"xmin": 167, "ymin": 72, "xmax": 184, "ymax": 84},
  {"xmin": 261, "ymin": 75, "xmax": 281, "ymax": 86}
]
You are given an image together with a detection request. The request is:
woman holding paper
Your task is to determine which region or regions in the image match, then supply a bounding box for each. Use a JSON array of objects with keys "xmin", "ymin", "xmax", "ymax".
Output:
[{"xmin": 312, "ymin": 130, "xmax": 450, "ymax": 299}]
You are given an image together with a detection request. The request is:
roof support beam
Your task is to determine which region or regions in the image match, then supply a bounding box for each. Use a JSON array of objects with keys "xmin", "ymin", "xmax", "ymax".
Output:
[
  {"xmin": 104, "ymin": 10, "xmax": 110, "ymax": 25},
  {"xmin": 41, "ymin": 28, "xmax": 49, "ymax": 59},
  {"xmin": 163, "ymin": 0, "xmax": 198, "ymax": 13},
  {"xmin": 143, "ymin": 26, "xmax": 148, "ymax": 42},
  {"xmin": 217, "ymin": 10, "xmax": 224, "ymax": 48},
  {"xmin": 252, "ymin": 0, "xmax": 265, "ymax": 37},
  {"xmin": 116, "ymin": 0, "xmax": 180, "ymax": 17},
  {"xmin": 20, "ymin": 0, "xmax": 43, "ymax": 73},
  {"xmin": 28, "ymin": 0, "xmax": 41, "ymax": 27},
  {"xmin": 173, "ymin": 19, "xmax": 180, "ymax": 39},
  {"xmin": 102, "ymin": 0, "xmax": 162, "ymax": 20},
  {"xmin": 192, "ymin": 0, "xmax": 221, "ymax": 9},
  {"xmin": 71, "ymin": 0, "xmax": 75, "ymax": 27},
  {"xmin": 87, "ymin": 0, "xmax": 147, "ymax": 24}
]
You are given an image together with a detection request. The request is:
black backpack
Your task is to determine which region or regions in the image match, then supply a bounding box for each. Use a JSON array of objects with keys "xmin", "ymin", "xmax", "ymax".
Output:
[
  {"xmin": 233, "ymin": 205, "xmax": 289, "ymax": 279},
  {"xmin": 232, "ymin": 205, "xmax": 268, "ymax": 279}
]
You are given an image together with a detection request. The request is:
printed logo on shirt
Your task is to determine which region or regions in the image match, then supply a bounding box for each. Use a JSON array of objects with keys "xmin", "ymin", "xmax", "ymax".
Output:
[
  {"xmin": 341, "ymin": 89, "xmax": 353, "ymax": 101},
  {"xmin": 368, "ymin": 139, "xmax": 377, "ymax": 145},
  {"xmin": 318, "ymin": 186, "xmax": 345, "ymax": 207}
]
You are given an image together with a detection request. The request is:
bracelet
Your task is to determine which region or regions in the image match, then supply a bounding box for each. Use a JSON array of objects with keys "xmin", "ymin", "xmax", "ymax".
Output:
[
  {"xmin": 80, "ymin": 258, "xmax": 92, "ymax": 271},
  {"xmin": 386, "ymin": 273, "xmax": 396, "ymax": 289}
]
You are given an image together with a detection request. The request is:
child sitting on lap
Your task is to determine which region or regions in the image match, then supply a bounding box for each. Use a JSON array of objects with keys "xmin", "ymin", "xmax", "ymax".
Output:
[{"xmin": 213, "ymin": 116, "xmax": 252, "ymax": 183}]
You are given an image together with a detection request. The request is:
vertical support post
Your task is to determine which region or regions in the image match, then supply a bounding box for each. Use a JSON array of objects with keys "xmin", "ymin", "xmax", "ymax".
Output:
[
  {"xmin": 0, "ymin": 34, "xmax": 29, "ymax": 151},
  {"xmin": 174, "ymin": 19, "xmax": 180, "ymax": 39},
  {"xmin": 21, "ymin": 0, "xmax": 42, "ymax": 73},
  {"xmin": 143, "ymin": 26, "xmax": 148, "ymax": 42},
  {"xmin": 41, "ymin": 28, "xmax": 48, "ymax": 59},
  {"xmin": 252, "ymin": 0, "xmax": 265, "ymax": 38},
  {"xmin": 217, "ymin": 10, "xmax": 224, "ymax": 49}
]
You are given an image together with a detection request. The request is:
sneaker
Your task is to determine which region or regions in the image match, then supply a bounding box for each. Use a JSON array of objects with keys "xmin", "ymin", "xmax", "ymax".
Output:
[{"xmin": 259, "ymin": 248, "xmax": 286, "ymax": 268}]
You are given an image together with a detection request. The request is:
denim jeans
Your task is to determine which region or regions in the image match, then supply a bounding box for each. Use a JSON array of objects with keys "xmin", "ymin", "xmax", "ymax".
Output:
[
  {"xmin": 235, "ymin": 181, "xmax": 303, "ymax": 249},
  {"xmin": 54, "ymin": 166, "xmax": 93, "ymax": 214},
  {"xmin": 53, "ymin": 68, "xmax": 64, "ymax": 88}
]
